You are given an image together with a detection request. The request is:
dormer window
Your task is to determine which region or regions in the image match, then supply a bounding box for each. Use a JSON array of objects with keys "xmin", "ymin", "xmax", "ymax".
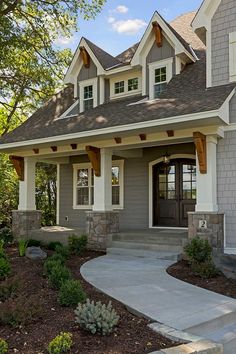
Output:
[
  {"xmin": 84, "ymin": 85, "xmax": 93, "ymax": 111},
  {"xmin": 79, "ymin": 78, "xmax": 98, "ymax": 113},
  {"xmin": 128, "ymin": 78, "xmax": 139, "ymax": 91},
  {"xmin": 115, "ymin": 81, "xmax": 125, "ymax": 94},
  {"xmin": 148, "ymin": 58, "xmax": 173, "ymax": 100}
]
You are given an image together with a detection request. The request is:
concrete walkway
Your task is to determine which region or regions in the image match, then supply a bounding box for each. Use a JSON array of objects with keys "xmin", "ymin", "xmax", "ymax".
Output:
[{"xmin": 81, "ymin": 255, "xmax": 236, "ymax": 336}]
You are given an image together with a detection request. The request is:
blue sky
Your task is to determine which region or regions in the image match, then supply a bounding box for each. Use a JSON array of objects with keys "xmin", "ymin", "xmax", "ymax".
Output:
[{"xmin": 56, "ymin": 0, "xmax": 203, "ymax": 56}]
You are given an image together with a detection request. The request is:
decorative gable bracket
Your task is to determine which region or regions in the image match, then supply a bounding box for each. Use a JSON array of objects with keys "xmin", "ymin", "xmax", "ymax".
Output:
[
  {"xmin": 152, "ymin": 21, "xmax": 163, "ymax": 47},
  {"xmin": 193, "ymin": 132, "xmax": 207, "ymax": 174},
  {"xmin": 86, "ymin": 146, "xmax": 101, "ymax": 177},
  {"xmin": 80, "ymin": 46, "xmax": 90, "ymax": 68},
  {"xmin": 9, "ymin": 156, "xmax": 24, "ymax": 181}
]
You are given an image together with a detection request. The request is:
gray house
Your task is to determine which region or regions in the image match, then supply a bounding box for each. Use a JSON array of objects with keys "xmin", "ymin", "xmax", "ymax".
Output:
[{"xmin": 1, "ymin": 0, "xmax": 236, "ymax": 257}]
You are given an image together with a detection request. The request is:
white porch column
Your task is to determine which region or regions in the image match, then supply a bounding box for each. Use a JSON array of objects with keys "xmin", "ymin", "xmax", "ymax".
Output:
[
  {"xmin": 93, "ymin": 148, "xmax": 113, "ymax": 211},
  {"xmin": 196, "ymin": 135, "xmax": 218, "ymax": 212},
  {"xmin": 18, "ymin": 157, "xmax": 36, "ymax": 211}
]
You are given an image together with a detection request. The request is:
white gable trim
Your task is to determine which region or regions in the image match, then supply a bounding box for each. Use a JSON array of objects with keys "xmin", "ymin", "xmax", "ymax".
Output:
[
  {"xmin": 192, "ymin": 0, "xmax": 221, "ymax": 32},
  {"xmin": 64, "ymin": 38, "xmax": 105, "ymax": 85},
  {"xmin": 131, "ymin": 12, "xmax": 196, "ymax": 67}
]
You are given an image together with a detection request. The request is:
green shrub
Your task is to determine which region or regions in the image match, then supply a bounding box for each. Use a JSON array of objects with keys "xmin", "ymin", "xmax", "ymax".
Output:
[
  {"xmin": 58, "ymin": 280, "xmax": 86, "ymax": 307},
  {"xmin": 0, "ymin": 338, "xmax": 8, "ymax": 354},
  {"xmin": 191, "ymin": 260, "xmax": 220, "ymax": 279},
  {"xmin": 27, "ymin": 239, "xmax": 42, "ymax": 247},
  {"xmin": 0, "ymin": 257, "xmax": 11, "ymax": 280},
  {"xmin": 0, "ymin": 227, "xmax": 13, "ymax": 245},
  {"xmin": 18, "ymin": 239, "xmax": 28, "ymax": 257},
  {"xmin": 48, "ymin": 263, "xmax": 72, "ymax": 289},
  {"xmin": 0, "ymin": 295, "xmax": 42, "ymax": 327},
  {"xmin": 0, "ymin": 240, "xmax": 5, "ymax": 258},
  {"xmin": 47, "ymin": 241, "xmax": 63, "ymax": 251},
  {"xmin": 0, "ymin": 277, "xmax": 19, "ymax": 302},
  {"xmin": 48, "ymin": 332, "xmax": 72, "ymax": 354},
  {"xmin": 55, "ymin": 244, "xmax": 70, "ymax": 260},
  {"xmin": 184, "ymin": 237, "xmax": 212, "ymax": 264},
  {"xmin": 68, "ymin": 235, "xmax": 87, "ymax": 255},
  {"xmin": 75, "ymin": 299, "xmax": 120, "ymax": 335},
  {"xmin": 43, "ymin": 254, "xmax": 65, "ymax": 276}
]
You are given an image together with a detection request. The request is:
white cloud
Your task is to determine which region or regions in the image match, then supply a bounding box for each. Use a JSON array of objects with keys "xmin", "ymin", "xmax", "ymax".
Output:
[
  {"xmin": 108, "ymin": 16, "xmax": 115, "ymax": 24},
  {"xmin": 115, "ymin": 5, "xmax": 129, "ymax": 14},
  {"xmin": 111, "ymin": 19, "xmax": 147, "ymax": 35},
  {"xmin": 54, "ymin": 36, "xmax": 76, "ymax": 45}
]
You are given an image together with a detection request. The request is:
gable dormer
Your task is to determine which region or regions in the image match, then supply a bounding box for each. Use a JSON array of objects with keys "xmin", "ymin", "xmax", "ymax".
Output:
[
  {"xmin": 131, "ymin": 12, "xmax": 197, "ymax": 97},
  {"xmin": 192, "ymin": 0, "xmax": 236, "ymax": 87}
]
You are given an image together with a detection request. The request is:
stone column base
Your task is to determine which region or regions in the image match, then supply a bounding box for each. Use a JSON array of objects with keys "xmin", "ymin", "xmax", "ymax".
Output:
[
  {"xmin": 86, "ymin": 211, "xmax": 119, "ymax": 251},
  {"xmin": 12, "ymin": 210, "xmax": 42, "ymax": 240},
  {"xmin": 188, "ymin": 212, "xmax": 224, "ymax": 254}
]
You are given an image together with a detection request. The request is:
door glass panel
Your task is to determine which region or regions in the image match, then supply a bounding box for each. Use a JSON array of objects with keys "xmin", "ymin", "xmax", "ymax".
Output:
[
  {"xmin": 158, "ymin": 164, "xmax": 176, "ymax": 200},
  {"xmin": 182, "ymin": 163, "xmax": 196, "ymax": 200}
]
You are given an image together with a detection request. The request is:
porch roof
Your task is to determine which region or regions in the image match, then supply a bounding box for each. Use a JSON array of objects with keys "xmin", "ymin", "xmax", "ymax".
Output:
[{"xmin": 0, "ymin": 51, "xmax": 235, "ymax": 149}]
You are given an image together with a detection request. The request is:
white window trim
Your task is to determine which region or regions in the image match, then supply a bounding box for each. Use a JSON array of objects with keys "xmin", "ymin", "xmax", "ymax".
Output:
[
  {"xmin": 229, "ymin": 31, "xmax": 236, "ymax": 83},
  {"xmin": 110, "ymin": 76, "xmax": 142, "ymax": 100},
  {"xmin": 148, "ymin": 58, "xmax": 173, "ymax": 100},
  {"xmin": 57, "ymin": 99, "xmax": 79, "ymax": 120},
  {"xmin": 73, "ymin": 160, "xmax": 124, "ymax": 210},
  {"xmin": 79, "ymin": 78, "xmax": 98, "ymax": 113}
]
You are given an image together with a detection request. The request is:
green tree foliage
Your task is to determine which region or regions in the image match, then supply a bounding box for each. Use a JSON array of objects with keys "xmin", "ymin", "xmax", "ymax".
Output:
[{"xmin": 0, "ymin": 0, "xmax": 106, "ymax": 226}]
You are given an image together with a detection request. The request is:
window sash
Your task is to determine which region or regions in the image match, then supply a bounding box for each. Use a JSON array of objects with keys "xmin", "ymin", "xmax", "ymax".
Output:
[
  {"xmin": 114, "ymin": 81, "xmax": 125, "ymax": 94},
  {"xmin": 128, "ymin": 78, "xmax": 139, "ymax": 91}
]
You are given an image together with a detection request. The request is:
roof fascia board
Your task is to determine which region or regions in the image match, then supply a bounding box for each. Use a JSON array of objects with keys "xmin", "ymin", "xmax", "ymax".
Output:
[
  {"xmin": 64, "ymin": 38, "xmax": 105, "ymax": 84},
  {"xmin": 131, "ymin": 11, "xmax": 195, "ymax": 67},
  {"xmin": 104, "ymin": 64, "xmax": 133, "ymax": 76},
  {"xmin": 0, "ymin": 109, "xmax": 223, "ymax": 151},
  {"xmin": 192, "ymin": 0, "xmax": 221, "ymax": 31}
]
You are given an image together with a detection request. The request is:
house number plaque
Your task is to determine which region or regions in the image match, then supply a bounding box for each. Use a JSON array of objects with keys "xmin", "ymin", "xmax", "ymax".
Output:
[{"xmin": 199, "ymin": 220, "xmax": 207, "ymax": 229}]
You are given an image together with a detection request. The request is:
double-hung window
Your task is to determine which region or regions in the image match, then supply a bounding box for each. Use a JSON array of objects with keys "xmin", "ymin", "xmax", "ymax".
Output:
[
  {"xmin": 73, "ymin": 161, "xmax": 124, "ymax": 209},
  {"xmin": 83, "ymin": 85, "xmax": 93, "ymax": 111},
  {"xmin": 149, "ymin": 58, "xmax": 173, "ymax": 100},
  {"xmin": 114, "ymin": 81, "xmax": 124, "ymax": 94},
  {"xmin": 128, "ymin": 78, "xmax": 139, "ymax": 91},
  {"xmin": 154, "ymin": 67, "xmax": 167, "ymax": 98}
]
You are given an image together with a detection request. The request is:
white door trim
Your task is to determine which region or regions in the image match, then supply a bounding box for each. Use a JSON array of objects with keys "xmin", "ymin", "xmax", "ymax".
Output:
[{"xmin": 148, "ymin": 153, "xmax": 196, "ymax": 228}]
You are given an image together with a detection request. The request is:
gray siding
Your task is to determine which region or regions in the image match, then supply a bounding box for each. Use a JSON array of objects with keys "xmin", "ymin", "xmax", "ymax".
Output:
[
  {"xmin": 78, "ymin": 61, "xmax": 97, "ymax": 82},
  {"xmin": 59, "ymin": 143, "xmax": 195, "ymax": 230},
  {"xmin": 146, "ymin": 37, "xmax": 175, "ymax": 95},
  {"xmin": 217, "ymin": 131, "xmax": 236, "ymax": 247},
  {"xmin": 211, "ymin": 0, "xmax": 236, "ymax": 86}
]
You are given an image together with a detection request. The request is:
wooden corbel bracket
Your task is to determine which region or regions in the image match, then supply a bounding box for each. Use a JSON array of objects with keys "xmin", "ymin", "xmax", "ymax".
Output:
[
  {"xmin": 193, "ymin": 132, "xmax": 207, "ymax": 174},
  {"xmin": 152, "ymin": 21, "xmax": 163, "ymax": 48},
  {"xmin": 9, "ymin": 156, "xmax": 24, "ymax": 181},
  {"xmin": 86, "ymin": 146, "xmax": 101, "ymax": 177},
  {"xmin": 80, "ymin": 46, "xmax": 90, "ymax": 68}
]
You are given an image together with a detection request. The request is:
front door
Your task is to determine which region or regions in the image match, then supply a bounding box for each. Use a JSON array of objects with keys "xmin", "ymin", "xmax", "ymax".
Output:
[{"xmin": 153, "ymin": 159, "xmax": 196, "ymax": 227}]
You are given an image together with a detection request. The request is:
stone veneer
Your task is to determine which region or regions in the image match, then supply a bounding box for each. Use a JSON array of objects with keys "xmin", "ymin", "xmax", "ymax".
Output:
[
  {"xmin": 12, "ymin": 210, "xmax": 42, "ymax": 239},
  {"xmin": 188, "ymin": 212, "xmax": 224, "ymax": 255},
  {"xmin": 86, "ymin": 211, "xmax": 119, "ymax": 251}
]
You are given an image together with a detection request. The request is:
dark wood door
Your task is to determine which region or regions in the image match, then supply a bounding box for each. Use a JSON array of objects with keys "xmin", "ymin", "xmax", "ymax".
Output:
[{"xmin": 153, "ymin": 159, "xmax": 196, "ymax": 227}]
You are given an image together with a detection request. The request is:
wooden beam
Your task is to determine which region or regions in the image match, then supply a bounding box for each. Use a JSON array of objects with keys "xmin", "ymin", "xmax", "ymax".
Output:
[
  {"xmin": 152, "ymin": 21, "xmax": 162, "ymax": 48},
  {"xmin": 51, "ymin": 146, "xmax": 57, "ymax": 152},
  {"xmin": 167, "ymin": 130, "xmax": 174, "ymax": 137},
  {"xmin": 86, "ymin": 146, "xmax": 101, "ymax": 177},
  {"xmin": 9, "ymin": 156, "xmax": 24, "ymax": 181},
  {"xmin": 71, "ymin": 144, "xmax": 77, "ymax": 150},
  {"xmin": 80, "ymin": 46, "xmax": 90, "ymax": 68},
  {"xmin": 193, "ymin": 132, "xmax": 207, "ymax": 174},
  {"xmin": 114, "ymin": 137, "xmax": 122, "ymax": 144},
  {"xmin": 139, "ymin": 134, "xmax": 146, "ymax": 141},
  {"xmin": 33, "ymin": 148, "xmax": 39, "ymax": 154}
]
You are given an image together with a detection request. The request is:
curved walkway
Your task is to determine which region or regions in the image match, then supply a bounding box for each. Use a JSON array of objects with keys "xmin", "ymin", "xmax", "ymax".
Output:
[{"xmin": 81, "ymin": 254, "xmax": 236, "ymax": 334}]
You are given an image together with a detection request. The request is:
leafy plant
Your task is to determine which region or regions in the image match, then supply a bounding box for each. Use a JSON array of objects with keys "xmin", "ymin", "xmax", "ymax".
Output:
[
  {"xmin": 55, "ymin": 244, "xmax": 70, "ymax": 260},
  {"xmin": 191, "ymin": 260, "xmax": 220, "ymax": 279},
  {"xmin": 0, "ymin": 227, "xmax": 13, "ymax": 245},
  {"xmin": 18, "ymin": 239, "xmax": 28, "ymax": 257},
  {"xmin": 0, "ymin": 240, "xmax": 5, "ymax": 257},
  {"xmin": 0, "ymin": 338, "xmax": 8, "ymax": 354},
  {"xmin": 75, "ymin": 299, "xmax": 120, "ymax": 336},
  {"xmin": 0, "ymin": 257, "xmax": 11, "ymax": 280},
  {"xmin": 27, "ymin": 239, "xmax": 43, "ymax": 247},
  {"xmin": 0, "ymin": 295, "xmax": 42, "ymax": 327},
  {"xmin": 47, "ymin": 242, "xmax": 63, "ymax": 251},
  {"xmin": 48, "ymin": 332, "xmax": 73, "ymax": 354},
  {"xmin": 0, "ymin": 277, "xmax": 20, "ymax": 302},
  {"xmin": 68, "ymin": 235, "xmax": 87, "ymax": 255},
  {"xmin": 43, "ymin": 255, "xmax": 65, "ymax": 276},
  {"xmin": 184, "ymin": 237, "xmax": 212, "ymax": 264},
  {"xmin": 48, "ymin": 264, "xmax": 72, "ymax": 289},
  {"xmin": 58, "ymin": 280, "xmax": 86, "ymax": 307}
]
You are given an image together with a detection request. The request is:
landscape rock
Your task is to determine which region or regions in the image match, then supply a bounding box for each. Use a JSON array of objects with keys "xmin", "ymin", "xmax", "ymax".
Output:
[{"xmin": 26, "ymin": 246, "xmax": 47, "ymax": 260}]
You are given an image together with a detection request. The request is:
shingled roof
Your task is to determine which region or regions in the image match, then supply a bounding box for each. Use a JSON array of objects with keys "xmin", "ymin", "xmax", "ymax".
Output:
[{"xmin": 0, "ymin": 50, "xmax": 235, "ymax": 146}]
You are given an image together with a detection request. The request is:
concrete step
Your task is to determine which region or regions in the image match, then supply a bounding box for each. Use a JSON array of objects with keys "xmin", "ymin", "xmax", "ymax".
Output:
[
  {"xmin": 204, "ymin": 323, "xmax": 236, "ymax": 354},
  {"xmin": 114, "ymin": 233, "xmax": 186, "ymax": 246},
  {"xmin": 107, "ymin": 247, "xmax": 182, "ymax": 261},
  {"xmin": 110, "ymin": 240, "xmax": 183, "ymax": 253}
]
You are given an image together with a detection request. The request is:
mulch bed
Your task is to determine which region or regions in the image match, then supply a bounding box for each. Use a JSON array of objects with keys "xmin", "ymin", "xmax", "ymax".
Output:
[
  {"xmin": 0, "ymin": 246, "xmax": 178, "ymax": 354},
  {"xmin": 167, "ymin": 260, "xmax": 236, "ymax": 298}
]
